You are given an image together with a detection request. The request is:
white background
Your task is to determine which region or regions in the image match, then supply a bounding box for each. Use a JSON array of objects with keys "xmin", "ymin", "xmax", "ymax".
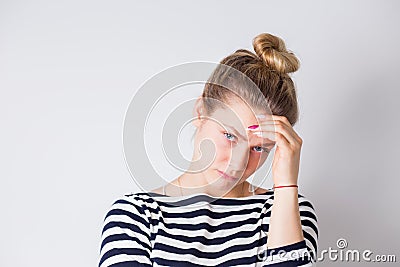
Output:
[{"xmin": 1, "ymin": 1, "xmax": 399, "ymax": 266}]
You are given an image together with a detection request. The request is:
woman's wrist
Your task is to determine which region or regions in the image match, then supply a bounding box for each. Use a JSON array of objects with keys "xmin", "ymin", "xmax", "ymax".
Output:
[{"xmin": 272, "ymin": 184, "xmax": 298, "ymax": 190}]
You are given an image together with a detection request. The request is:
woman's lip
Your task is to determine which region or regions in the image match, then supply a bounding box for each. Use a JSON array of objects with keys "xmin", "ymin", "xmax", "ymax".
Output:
[{"xmin": 217, "ymin": 170, "xmax": 239, "ymax": 180}]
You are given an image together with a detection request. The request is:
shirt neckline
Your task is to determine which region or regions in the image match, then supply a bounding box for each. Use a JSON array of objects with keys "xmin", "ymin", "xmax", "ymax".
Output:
[{"xmin": 146, "ymin": 190, "xmax": 273, "ymax": 200}]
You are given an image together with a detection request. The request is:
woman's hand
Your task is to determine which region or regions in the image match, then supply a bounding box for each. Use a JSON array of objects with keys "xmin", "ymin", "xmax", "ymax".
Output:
[{"xmin": 248, "ymin": 115, "xmax": 303, "ymax": 186}]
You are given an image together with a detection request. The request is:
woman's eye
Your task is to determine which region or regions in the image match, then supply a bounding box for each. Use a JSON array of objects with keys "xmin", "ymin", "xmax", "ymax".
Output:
[
  {"xmin": 223, "ymin": 132, "xmax": 236, "ymax": 141},
  {"xmin": 223, "ymin": 132, "xmax": 270, "ymax": 153},
  {"xmin": 253, "ymin": 146, "xmax": 270, "ymax": 153}
]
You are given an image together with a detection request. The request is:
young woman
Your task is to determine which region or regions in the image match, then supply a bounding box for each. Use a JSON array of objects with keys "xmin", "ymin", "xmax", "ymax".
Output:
[{"xmin": 99, "ymin": 33, "xmax": 318, "ymax": 266}]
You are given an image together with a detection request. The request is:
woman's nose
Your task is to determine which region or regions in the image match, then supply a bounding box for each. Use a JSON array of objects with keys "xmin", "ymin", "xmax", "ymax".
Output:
[{"xmin": 227, "ymin": 144, "xmax": 249, "ymax": 172}]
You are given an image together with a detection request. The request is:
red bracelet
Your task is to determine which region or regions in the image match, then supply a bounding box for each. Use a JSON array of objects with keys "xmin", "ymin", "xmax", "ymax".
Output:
[{"xmin": 272, "ymin": 184, "xmax": 298, "ymax": 189}]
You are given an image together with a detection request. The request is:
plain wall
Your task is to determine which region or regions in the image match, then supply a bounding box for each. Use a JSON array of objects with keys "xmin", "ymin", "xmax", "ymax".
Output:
[{"xmin": 1, "ymin": 0, "xmax": 399, "ymax": 266}]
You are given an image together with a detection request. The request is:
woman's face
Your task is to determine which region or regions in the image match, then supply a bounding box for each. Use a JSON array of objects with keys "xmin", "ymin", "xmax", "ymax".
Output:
[{"xmin": 192, "ymin": 99, "xmax": 276, "ymax": 191}]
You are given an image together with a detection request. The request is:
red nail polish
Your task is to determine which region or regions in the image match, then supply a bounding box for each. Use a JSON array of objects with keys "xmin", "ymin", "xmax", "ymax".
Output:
[{"xmin": 247, "ymin": 124, "xmax": 259, "ymax": 129}]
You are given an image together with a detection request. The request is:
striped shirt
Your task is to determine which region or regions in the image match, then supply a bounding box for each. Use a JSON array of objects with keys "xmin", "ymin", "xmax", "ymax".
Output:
[{"xmin": 98, "ymin": 187, "xmax": 319, "ymax": 266}]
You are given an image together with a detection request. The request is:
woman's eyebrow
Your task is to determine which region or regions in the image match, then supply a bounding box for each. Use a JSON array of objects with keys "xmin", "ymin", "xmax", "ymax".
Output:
[{"xmin": 221, "ymin": 123, "xmax": 247, "ymax": 140}]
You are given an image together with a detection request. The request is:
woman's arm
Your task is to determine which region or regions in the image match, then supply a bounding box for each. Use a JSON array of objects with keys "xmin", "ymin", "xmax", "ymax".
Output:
[
  {"xmin": 251, "ymin": 115, "xmax": 318, "ymax": 265},
  {"xmin": 266, "ymin": 187, "xmax": 304, "ymax": 248},
  {"xmin": 260, "ymin": 194, "xmax": 319, "ymax": 266},
  {"xmin": 251, "ymin": 115, "xmax": 305, "ymax": 248}
]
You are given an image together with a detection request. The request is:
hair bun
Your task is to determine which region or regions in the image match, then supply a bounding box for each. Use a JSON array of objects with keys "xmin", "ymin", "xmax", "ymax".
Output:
[{"xmin": 253, "ymin": 33, "xmax": 300, "ymax": 74}]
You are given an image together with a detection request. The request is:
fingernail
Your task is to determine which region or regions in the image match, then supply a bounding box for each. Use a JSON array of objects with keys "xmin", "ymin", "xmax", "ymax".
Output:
[
  {"xmin": 247, "ymin": 124, "xmax": 259, "ymax": 129},
  {"xmin": 256, "ymin": 114, "xmax": 266, "ymax": 119}
]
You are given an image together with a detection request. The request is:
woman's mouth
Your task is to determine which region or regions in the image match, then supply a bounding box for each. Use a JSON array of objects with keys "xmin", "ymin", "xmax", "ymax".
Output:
[{"xmin": 217, "ymin": 170, "xmax": 239, "ymax": 181}]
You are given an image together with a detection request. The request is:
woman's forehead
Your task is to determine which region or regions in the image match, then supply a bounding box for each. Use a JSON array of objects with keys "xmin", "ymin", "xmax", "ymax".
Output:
[{"xmin": 210, "ymin": 106, "xmax": 264, "ymax": 127}]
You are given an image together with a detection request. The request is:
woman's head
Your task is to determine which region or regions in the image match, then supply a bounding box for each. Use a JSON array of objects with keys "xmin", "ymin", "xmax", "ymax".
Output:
[
  {"xmin": 188, "ymin": 33, "xmax": 301, "ymax": 193},
  {"xmin": 201, "ymin": 32, "xmax": 300, "ymax": 126}
]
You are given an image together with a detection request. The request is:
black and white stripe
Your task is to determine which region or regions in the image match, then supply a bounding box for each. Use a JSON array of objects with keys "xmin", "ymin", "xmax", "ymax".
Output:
[{"xmin": 99, "ymin": 191, "xmax": 318, "ymax": 266}]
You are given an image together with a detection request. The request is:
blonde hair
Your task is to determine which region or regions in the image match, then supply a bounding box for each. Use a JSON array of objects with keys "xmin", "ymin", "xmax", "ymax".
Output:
[{"xmin": 201, "ymin": 32, "xmax": 300, "ymax": 126}]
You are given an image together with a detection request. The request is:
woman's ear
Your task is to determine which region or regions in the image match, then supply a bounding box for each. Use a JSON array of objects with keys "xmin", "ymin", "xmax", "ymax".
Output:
[{"xmin": 192, "ymin": 96, "xmax": 204, "ymax": 128}]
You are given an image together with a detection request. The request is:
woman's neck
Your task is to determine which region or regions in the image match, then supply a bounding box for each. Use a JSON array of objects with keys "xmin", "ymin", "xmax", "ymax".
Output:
[{"xmin": 175, "ymin": 172, "xmax": 254, "ymax": 198}]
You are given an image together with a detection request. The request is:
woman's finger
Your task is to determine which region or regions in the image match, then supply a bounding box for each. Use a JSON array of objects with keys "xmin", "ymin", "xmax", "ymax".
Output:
[
  {"xmin": 270, "ymin": 115, "xmax": 302, "ymax": 144},
  {"xmin": 252, "ymin": 115, "xmax": 302, "ymax": 145},
  {"xmin": 249, "ymin": 122, "xmax": 298, "ymax": 146}
]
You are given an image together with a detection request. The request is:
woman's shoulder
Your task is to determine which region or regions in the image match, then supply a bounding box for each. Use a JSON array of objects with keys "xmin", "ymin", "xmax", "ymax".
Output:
[
  {"xmin": 105, "ymin": 192, "xmax": 158, "ymax": 215},
  {"xmin": 113, "ymin": 191, "xmax": 153, "ymax": 202}
]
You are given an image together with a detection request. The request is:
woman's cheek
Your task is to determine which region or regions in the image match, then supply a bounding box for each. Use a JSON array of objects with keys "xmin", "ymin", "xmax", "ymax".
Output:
[
  {"xmin": 250, "ymin": 152, "xmax": 268, "ymax": 169},
  {"xmin": 214, "ymin": 134, "xmax": 231, "ymax": 155}
]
